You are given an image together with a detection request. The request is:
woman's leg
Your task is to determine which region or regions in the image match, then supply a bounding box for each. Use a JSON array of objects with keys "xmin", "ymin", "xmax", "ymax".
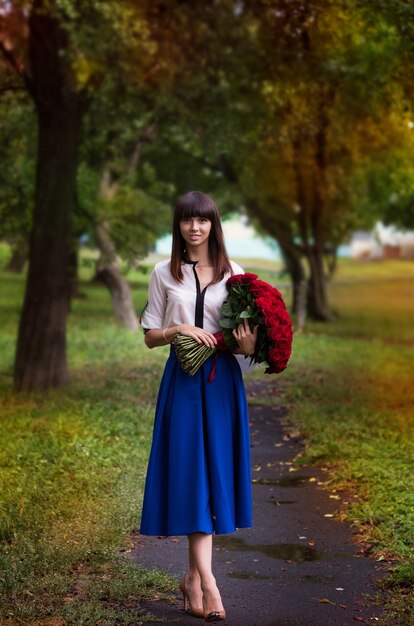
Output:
[
  {"xmin": 188, "ymin": 532, "xmax": 225, "ymax": 615},
  {"xmin": 183, "ymin": 533, "xmax": 203, "ymax": 610}
]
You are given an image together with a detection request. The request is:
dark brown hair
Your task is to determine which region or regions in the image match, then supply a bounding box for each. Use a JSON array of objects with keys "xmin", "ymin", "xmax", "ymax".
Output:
[{"xmin": 170, "ymin": 191, "xmax": 232, "ymax": 284}]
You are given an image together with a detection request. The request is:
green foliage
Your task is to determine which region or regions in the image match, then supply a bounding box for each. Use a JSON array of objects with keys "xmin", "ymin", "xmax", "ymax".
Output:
[{"xmin": 0, "ymin": 89, "xmax": 36, "ymax": 246}]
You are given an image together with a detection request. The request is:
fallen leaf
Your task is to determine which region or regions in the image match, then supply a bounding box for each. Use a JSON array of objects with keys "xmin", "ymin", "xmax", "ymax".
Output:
[
  {"xmin": 317, "ymin": 598, "xmax": 336, "ymax": 605},
  {"xmin": 329, "ymin": 495, "xmax": 341, "ymax": 500},
  {"xmin": 324, "ymin": 514, "xmax": 334, "ymax": 518},
  {"xmin": 308, "ymin": 477, "xmax": 317, "ymax": 482}
]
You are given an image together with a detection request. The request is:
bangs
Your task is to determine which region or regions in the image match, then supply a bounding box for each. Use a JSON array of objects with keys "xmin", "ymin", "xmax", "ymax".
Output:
[{"xmin": 175, "ymin": 191, "xmax": 219, "ymax": 222}]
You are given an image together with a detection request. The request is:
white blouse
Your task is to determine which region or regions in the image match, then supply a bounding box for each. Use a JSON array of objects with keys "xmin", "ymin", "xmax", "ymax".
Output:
[{"xmin": 140, "ymin": 258, "xmax": 244, "ymax": 333}]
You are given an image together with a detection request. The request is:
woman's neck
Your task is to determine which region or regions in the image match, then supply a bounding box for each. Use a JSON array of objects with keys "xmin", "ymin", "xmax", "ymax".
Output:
[{"xmin": 186, "ymin": 244, "xmax": 210, "ymax": 266}]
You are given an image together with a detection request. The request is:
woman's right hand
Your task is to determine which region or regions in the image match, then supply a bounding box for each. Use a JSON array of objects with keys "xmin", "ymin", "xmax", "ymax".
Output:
[{"xmin": 178, "ymin": 324, "xmax": 218, "ymax": 349}]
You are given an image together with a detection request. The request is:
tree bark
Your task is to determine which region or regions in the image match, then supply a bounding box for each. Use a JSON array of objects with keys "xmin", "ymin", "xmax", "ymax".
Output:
[
  {"xmin": 91, "ymin": 123, "xmax": 157, "ymax": 330},
  {"xmin": 306, "ymin": 247, "xmax": 335, "ymax": 321},
  {"xmin": 292, "ymin": 129, "xmax": 335, "ymax": 322},
  {"xmin": 305, "ymin": 100, "xmax": 336, "ymax": 322},
  {"xmin": 278, "ymin": 240, "xmax": 307, "ymax": 328},
  {"xmin": 13, "ymin": 2, "xmax": 88, "ymax": 391},
  {"xmin": 93, "ymin": 221, "xmax": 138, "ymax": 330}
]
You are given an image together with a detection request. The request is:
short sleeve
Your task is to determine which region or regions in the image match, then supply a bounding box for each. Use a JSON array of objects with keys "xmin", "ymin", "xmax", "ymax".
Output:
[
  {"xmin": 230, "ymin": 260, "xmax": 245, "ymax": 275},
  {"xmin": 140, "ymin": 265, "xmax": 167, "ymax": 331}
]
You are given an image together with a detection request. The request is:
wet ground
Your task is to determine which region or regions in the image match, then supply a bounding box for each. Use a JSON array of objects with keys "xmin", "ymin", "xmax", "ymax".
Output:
[{"xmin": 129, "ymin": 380, "xmax": 388, "ymax": 625}]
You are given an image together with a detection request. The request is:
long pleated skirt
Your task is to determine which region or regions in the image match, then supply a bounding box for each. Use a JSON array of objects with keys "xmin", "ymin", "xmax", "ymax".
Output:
[{"xmin": 139, "ymin": 347, "xmax": 252, "ymax": 536}]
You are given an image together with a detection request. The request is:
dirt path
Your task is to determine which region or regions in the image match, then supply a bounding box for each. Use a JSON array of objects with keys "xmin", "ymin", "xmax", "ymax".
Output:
[{"xmin": 129, "ymin": 380, "xmax": 387, "ymax": 625}]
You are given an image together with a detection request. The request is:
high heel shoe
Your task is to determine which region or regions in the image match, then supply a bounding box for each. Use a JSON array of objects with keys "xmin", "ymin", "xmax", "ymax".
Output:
[
  {"xmin": 204, "ymin": 609, "xmax": 226, "ymax": 623},
  {"xmin": 202, "ymin": 587, "xmax": 226, "ymax": 623},
  {"xmin": 179, "ymin": 576, "xmax": 204, "ymax": 618}
]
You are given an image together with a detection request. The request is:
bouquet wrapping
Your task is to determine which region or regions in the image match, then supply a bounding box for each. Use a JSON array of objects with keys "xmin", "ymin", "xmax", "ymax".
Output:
[{"xmin": 172, "ymin": 273, "xmax": 293, "ymax": 380}]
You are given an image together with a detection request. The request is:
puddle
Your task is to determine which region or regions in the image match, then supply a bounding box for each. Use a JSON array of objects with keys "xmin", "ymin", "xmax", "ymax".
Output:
[
  {"xmin": 228, "ymin": 572, "xmax": 271, "ymax": 580},
  {"xmin": 253, "ymin": 476, "xmax": 307, "ymax": 487},
  {"xmin": 268, "ymin": 498, "xmax": 298, "ymax": 505},
  {"xmin": 215, "ymin": 536, "xmax": 322, "ymax": 562},
  {"xmin": 300, "ymin": 574, "xmax": 334, "ymax": 584}
]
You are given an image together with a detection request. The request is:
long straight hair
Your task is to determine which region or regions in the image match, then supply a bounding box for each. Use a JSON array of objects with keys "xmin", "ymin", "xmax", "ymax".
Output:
[{"xmin": 170, "ymin": 191, "xmax": 232, "ymax": 284}]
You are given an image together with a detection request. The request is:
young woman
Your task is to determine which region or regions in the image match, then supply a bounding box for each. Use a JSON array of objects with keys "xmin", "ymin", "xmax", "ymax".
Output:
[{"xmin": 140, "ymin": 191, "xmax": 258, "ymax": 622}]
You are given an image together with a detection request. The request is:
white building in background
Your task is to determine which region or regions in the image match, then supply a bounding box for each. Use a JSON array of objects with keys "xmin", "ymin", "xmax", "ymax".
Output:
[{"xmin": 350, "ymin": 223, "xmax": 414, "ymax": 260}]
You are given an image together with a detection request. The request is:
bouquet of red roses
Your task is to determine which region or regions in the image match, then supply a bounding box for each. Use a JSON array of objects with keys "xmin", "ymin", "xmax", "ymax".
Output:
[{"xmin": 172, "ymin": 273, "xmax": 293, "ymax": 379}]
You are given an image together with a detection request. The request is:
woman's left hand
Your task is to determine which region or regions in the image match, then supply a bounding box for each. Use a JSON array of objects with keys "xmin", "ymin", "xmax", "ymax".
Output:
[{"xmin": 232, "ymin": 318, "xmax": 259, "ymax": 356}]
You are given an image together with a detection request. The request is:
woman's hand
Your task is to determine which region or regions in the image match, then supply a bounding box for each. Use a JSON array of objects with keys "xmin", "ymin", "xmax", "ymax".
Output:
[
  {"xmin": 178, "ymin": 324, "xmax": 218, "ymax": 349},
  {"xmin": 232, "ymin": 318, "xmax": 259, "ymax": 356}
]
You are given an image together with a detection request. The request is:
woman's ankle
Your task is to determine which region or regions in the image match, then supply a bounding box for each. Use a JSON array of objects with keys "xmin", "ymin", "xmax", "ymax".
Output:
[
  {"xmin": 186, "ymin": 569, "xmax": 201, "ymax": 584},
  {"xmin": 200, "ymin": 574, "xmax": 217, "ymax": 592}
]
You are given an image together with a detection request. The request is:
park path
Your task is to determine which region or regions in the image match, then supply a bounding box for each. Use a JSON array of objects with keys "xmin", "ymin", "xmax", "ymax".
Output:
[{"xmin": 128, "ymin": 379, "xmax": 387, "ymax": 626}]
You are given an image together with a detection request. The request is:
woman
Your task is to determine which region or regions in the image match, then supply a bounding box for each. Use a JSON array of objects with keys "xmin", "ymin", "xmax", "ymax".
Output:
[{"xmin": 140, "ymin": 191, "xmax": 257, "ymax": 622}]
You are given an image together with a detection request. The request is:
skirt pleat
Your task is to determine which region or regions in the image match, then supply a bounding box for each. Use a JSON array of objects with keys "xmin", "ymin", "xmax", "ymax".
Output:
[{"xmin": 139, "ymin": 347, "xmax": 252, "ymax": 536}]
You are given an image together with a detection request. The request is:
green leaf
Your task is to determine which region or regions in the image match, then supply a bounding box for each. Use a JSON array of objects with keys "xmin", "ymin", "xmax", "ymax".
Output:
[
  {"xmin": 239, "ymin": 311, "xmax": 251, "ymax": 318},
  {"xmin": 220, "ymin": 303, "xmax": 233, "ymax": 316},
  {"xmin": 219, "ymin": 318, "xmax": 236, "ymax": 329}
]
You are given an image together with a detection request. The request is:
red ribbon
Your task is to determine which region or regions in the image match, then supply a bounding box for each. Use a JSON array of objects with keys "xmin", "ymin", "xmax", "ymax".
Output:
[{"xmin": 207, "ymin": 331, "xmax": 228, "ymax": 383}]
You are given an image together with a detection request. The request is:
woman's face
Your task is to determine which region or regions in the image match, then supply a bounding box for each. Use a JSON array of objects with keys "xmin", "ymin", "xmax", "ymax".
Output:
[{"xmin": 180, "ymin": 216, "xmax": 212, "ymax": 248}]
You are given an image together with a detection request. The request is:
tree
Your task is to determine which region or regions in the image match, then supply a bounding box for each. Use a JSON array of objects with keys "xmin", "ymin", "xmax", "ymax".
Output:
[
  {"xmin": 206, "ymin": 0, "xmax": 402, "ymax": 322},
  {"xmin": 0, "ymin": 0, "xmax": 185, "ymax": 390}
]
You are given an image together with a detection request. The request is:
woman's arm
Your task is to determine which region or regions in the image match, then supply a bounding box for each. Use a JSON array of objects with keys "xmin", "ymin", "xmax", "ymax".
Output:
[{"xmin": 145, "ymin": 324, "xmax": 218, "ymax": 349}]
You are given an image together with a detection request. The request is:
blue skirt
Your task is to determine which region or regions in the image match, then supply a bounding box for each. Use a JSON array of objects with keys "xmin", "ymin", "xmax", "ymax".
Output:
[{"xmin": 139, "ymin": 347, "xmax": 252, "ymax": 536}]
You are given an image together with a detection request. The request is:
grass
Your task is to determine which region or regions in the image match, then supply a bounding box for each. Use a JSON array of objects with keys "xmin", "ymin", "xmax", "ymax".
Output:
[
  {"xmin": 260, "ymin": 259, "xmax": 414, "ymax": 625},
  {"xmin": 0, "ymin": 266, "xmax": 174, "ymax": 625},
  {"xmin": 1, "ymin": 249, "xmax": 414, "ymax": 624}
]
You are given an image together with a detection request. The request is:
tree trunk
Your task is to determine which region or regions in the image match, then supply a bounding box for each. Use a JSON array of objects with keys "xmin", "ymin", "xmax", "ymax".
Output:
[
  {"xmin": 94, "ymin": 221, "xmax": 138, "ymax": 330},
  {"xmin": 306, "ymin": 247, "xmax": 335, "ymax": 321},
  {"xmin": 278, "ymin": 239, "xmax": 307, "ymax": 328},
  {"xmin": 91, "ymin": 123, "xmax": 157, "ymax": 331},
  {"xmin": 13, "ymin": 3, "xmax": 88, "ymax": 392}
]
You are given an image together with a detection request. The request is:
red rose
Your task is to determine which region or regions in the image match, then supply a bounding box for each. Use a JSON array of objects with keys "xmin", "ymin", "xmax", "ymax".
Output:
[
  {"xmin": 267, "ymin": 326, "xmax": 281, "ymax": 342},
  {"xmin": 227, "ymin": 272, "xmax": 258, "ymax": 287},
  {"xmin": 227, "ymin": 274, "xmax": 246, "ymax": 285},
  {"xmin": 243, "ymin": 272, "xmax": 259, "ymax": 282}
]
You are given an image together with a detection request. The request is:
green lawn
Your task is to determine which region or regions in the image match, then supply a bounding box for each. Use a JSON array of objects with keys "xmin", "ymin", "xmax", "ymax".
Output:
[{"xmin": 1, "ymin": 252, "xmax": 414, "ymax": 624}]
